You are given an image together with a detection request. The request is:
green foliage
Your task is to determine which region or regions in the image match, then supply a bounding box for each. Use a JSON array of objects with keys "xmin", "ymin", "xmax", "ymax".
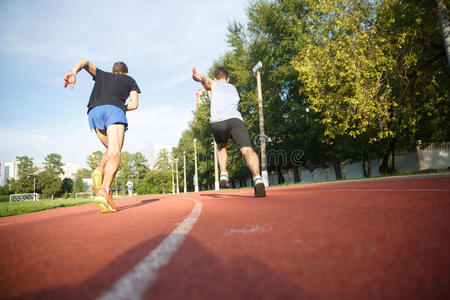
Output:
[
  {"xmin": 37, "ymin": 172, "xmax": 61, "ymax": 199},
  {"xmin": 43, "ymin": 153, "xmax": 64, "ymax": 177},
  {"xmin": 154, "ymin": 149, "xmax": 171, "ymax": 171},
  {"xmin": 173, "ymin": 0, "xmax": 449, "ymax": 181},
  {"xmin": 73, "ymin": 168, "xmax": 90, "ymax": 193},
  {"xmin": 60, "ymin": 178, "xmax": 74, "ymax": 194},
  {"xmin": 293, "ymin": 0, "xmax": 449, "ymax": 173},
  {"xmin": 10, "ymin": 156, "xmax": 38, "ymax": 194},
  {"xmin": 36, "ymin": 153, "xmax": 65, "ymax": 198},
  {"xmin": 0, "ymin": 185, "xmax": 10, "ymax": 196},
  {"xmin": 136, "ymin": 170, "xmax": 172, "ymax": 195},
  {"xmin": 295, "ymin": 0, "xmax": 392, "ymax": 140},
  {"xmin": 87, "ymin": 151, "xmax": 103, "ymax": 171}
]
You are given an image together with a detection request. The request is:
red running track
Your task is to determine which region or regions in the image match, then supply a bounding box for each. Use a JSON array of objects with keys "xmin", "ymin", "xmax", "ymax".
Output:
[{"xmin": 0, "ymin": 174, "xmax": 449, "ymax": 300}]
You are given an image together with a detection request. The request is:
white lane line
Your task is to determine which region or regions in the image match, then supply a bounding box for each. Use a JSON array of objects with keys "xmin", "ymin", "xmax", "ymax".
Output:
[{"xmin": 97, "ymin": 197, "xmax": 202, "ymax": 300}]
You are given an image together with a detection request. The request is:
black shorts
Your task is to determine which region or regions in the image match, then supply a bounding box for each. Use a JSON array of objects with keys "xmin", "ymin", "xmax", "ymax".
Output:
[{"xmin": 210, "ymin": 118, "xmax": 252, "ymax": 149}]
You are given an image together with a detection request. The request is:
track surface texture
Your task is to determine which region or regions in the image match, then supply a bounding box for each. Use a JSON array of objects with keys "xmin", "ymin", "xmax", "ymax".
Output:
[{"xmin": 1, "ymin": 174, "xmax": 449, "ymax": 300}]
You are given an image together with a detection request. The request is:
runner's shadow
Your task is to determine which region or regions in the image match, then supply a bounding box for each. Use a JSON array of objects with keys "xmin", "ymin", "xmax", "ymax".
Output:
[
  {"xmin": 118, "ymin": 198, "xmax": 160, "ymax": 211},
  {"xmin": 201, "ymin": 193, "xmax": 252, "ymax": 199},
  {"xmin": 11, "ymin": 235, "xmax": 312, "ymax": 300}
]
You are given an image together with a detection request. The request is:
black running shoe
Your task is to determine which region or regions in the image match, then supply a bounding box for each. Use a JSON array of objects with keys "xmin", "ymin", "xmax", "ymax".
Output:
[{"xmin": 253, "ymin": 176, "xmax": 266, "ymax": 197}]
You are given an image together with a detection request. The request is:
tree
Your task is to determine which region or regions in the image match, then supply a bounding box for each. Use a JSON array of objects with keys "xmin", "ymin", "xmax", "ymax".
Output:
[
  {"xmin": 37, "ymin": 172, "xmax": 61, "ymax": 199},
  {"xmin": 37, "ymin": 153, "xmax": 64, "ymax": 198},
  {"xmin": 137, "ymin": 170, "xmax": 172, "ymax": 195},
  {"xmin": 73, "ymin": 168, "xmax": 90, "ymax": 193},
  {"xmin": 87, "ymin": 151, "xmax": 103, "ymax": 171},
  {"xmin": 154, "ymin": 149, "xmax": 171, "ymax": 171},
  {"xmin": 116, "ymin": 151, "xmax": 132, "ymax": 193},
  {"xmin": 11, "ymin": 156, "xmax": 38, "ymax": 193},
  {"xmin": 132, "ymin": 152, "xmax": 149, "ymax": 180},
  {"xmin": 60, "ymin": 178, "xmax": 74, "ymax": 196},
  {"xmin": 43, "ymin": 153, "xmax": 64, "ymax": 178},
  {"xmin": 376, "ymin": 0, "xmax": 450, "ymax": 172},
  {"xmin": 294, "ymin": 0, "xmax": 449, "ymax": 174},
  {"xmin": 294, "ymin": 0, "xmax": 391, "ymax": 141},
  {"xmin": 115, "ymin": 151, "xmax": 150, "ymax": 195}
]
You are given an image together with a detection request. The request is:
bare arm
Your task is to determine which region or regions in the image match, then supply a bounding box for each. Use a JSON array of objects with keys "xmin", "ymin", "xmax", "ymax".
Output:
[
  {"xmin": 126, "ymin": 91, "xmax": 139, "ymax": 111},
  {"xmin": 62, "ymin": 58, "xmax": 97, "ymax": 90},
  {"xmin": 192, "ymin": 67, "xmax": 216, "ymax": 91}
]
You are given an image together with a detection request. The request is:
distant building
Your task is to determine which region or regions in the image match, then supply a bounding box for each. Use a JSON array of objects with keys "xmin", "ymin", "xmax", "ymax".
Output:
[
  {"xmin": 62, "ymin": 163, "xmax": 83, "ymax": 180},
  {"xmin": 1, "ymin": 161, "xmax": 18, "ymax": 186}
]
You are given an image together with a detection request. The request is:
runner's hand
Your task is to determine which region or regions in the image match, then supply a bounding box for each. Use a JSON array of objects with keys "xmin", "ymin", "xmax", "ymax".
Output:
[
  {"xmin": 63, "ymin": 71, "xmax": 76, "ymax": 90},
  {"xmin": 192, "ymin": 67, "xmax": 204, "ymax": 82}
]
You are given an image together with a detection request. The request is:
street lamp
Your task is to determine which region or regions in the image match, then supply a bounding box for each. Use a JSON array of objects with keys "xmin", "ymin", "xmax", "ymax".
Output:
[
  {"xmin": 170, "ymin": 160, "xmax": 175, "ymax": 194},
  {"xmin": 212, "ymin": 140, "xmax": 219, "ymax": 190},
  {"xmin": 253, "ymin": 61, "xmax": 269, "ymax": 187},
  {"xmin": 193, "ymin": 138, "xmax": 199, "ymax": 192},
  {"xmin": 175, "ymin": 158, "xmax": 179, "ymax": 194},
  {"xmin": 183, "ymin": 151, "xmax": 187, "ymax": 193}
]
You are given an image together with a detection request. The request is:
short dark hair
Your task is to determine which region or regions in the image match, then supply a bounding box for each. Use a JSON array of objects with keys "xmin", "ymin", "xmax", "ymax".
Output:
[
  {"xmin": 112, "ymin": 62, "xmax": 128, "ymax": 74},
  {"xmin": 214, "ymin": 67, "xmax": 229, "ymax": 80}
]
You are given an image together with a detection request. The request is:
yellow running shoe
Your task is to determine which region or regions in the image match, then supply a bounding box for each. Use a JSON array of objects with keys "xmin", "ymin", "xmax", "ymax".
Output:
[
  {"xmin": 94, "ymin": 188, "xmax": 117, "ymax": 213},
  {"xmin": 91, "ymin": 170, "xmax": 102, "ymax": 193}
]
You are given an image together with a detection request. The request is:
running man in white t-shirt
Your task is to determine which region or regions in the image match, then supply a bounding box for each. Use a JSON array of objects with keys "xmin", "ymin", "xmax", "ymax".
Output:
[{"xmin": 192, "ymin": 67, "xmax": 266, "ymax": 197}]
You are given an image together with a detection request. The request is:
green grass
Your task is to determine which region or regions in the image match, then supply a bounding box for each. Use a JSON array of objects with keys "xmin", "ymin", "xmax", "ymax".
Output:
[{"xmin": 0, "ymin": 198, "xmax": 93, "ymax": 217}]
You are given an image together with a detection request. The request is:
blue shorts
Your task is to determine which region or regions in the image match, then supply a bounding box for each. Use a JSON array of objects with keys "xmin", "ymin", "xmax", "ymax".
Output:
[{"xmin": 88, "ymin": 105, "xmax": 128, "ymax": 131}]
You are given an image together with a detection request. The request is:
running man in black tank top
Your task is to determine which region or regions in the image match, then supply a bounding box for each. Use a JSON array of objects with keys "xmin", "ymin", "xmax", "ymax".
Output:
[{"xmin": 63, "ymin": 58, "xmax": 141, "ymax": 212}]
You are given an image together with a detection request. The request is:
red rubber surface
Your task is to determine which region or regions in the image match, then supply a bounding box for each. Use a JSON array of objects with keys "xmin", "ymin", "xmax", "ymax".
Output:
[{"xmin": 1, "ymin": 175, "xmax": 449, "ymax": 300}]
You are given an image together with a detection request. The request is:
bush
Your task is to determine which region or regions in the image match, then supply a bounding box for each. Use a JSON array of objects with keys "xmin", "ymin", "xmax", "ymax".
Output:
[{"xmin": 0, "ymin": 195, "xmax": 9, "ymax": 202}]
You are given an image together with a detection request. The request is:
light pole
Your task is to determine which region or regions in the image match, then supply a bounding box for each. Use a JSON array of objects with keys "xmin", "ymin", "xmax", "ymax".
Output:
[
  {"xmin": 253, "ymin": 61, "xmax": 269, "ymax": 187},
  {"xmin": 170, "ymin": 160, "xmax": 175, "ymax": 194},
  {"xmin": 175, "ymin": 158, "xmax": 179, "ymax": 194},
  {"xmin": 213, "ymin": 140, "xmax": 219, "ymax": 190},
  {"xmin": 193, "ymin": 138, "xmax": 199, "ymax": 192},
  {"xmin": 183, "ymin": 151, "xmax": 187, "ymax": 193}
]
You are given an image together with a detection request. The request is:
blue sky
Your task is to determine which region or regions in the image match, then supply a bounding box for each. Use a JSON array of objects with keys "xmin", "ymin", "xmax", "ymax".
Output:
[{"xmin": 0, "ymin": 0, "xmax": 249, "ymax": 167}]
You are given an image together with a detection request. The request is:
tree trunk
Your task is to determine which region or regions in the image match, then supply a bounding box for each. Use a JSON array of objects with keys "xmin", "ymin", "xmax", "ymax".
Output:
[
  {"xmin": 332, "ymin": 158, "xmax": 343, "ymax": 180},
  {"xmin": 379, "ymin": 153, "xmax": 390, "ymax": 174},
  {"xmin": 391, "ymin": 148, "xmax": 395, "ymax": 172},
  {"xmin": 362, "ymin": 156, "xmax": 371, "ymax": 177},
  {"xmin": 276, "ymin": 166, "xmax": 285, "ymax": 184},
  {"xmin": 380, "ymin": 140, "xmax": 395, "ymax": 174},
  {"xmin": 293, "ymin": 166, "xmax": 301, "ymax": 183}
]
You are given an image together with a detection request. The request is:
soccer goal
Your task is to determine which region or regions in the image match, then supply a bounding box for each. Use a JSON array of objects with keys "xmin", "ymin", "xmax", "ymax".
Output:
[
  {"xmin": 10, "ymin": 193, "xmax": 40, "ymax": 202},
  {"xmin": 75, "ymin": 192, "xmax": 93, "ymax": 199}
]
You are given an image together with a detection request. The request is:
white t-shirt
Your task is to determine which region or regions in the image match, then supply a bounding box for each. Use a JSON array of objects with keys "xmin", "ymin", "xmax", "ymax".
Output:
[{"xmin": 210, "ymin": 80, "xmax": 244, "ymax": 123}]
